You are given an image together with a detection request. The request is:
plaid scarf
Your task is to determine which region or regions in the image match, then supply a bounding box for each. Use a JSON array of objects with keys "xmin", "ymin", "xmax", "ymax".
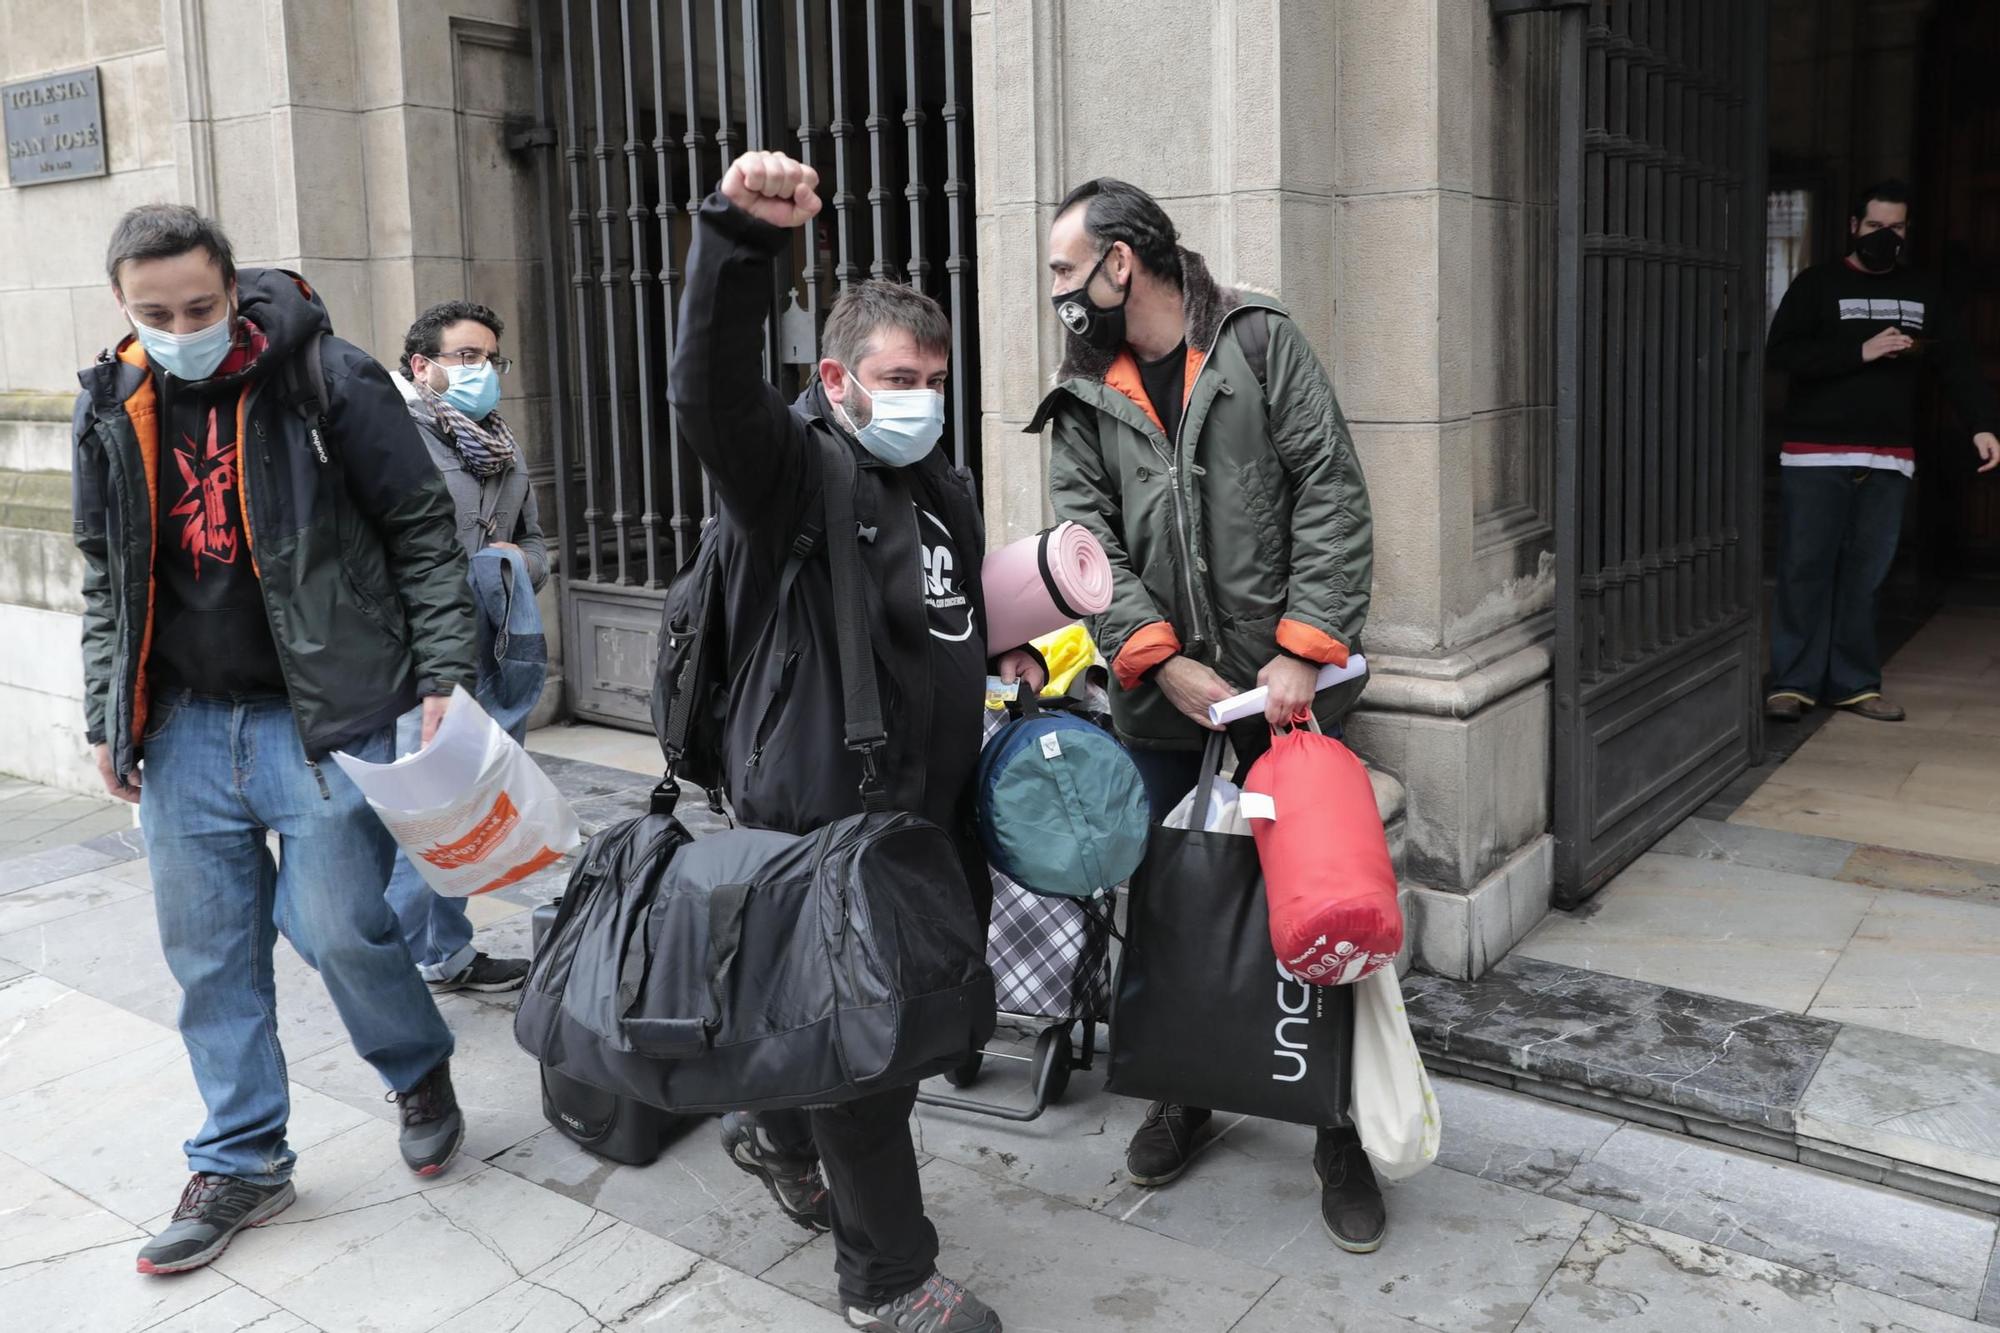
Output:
[{"xmin": 417, "ymin": 378, "xmax": 518, "ymax": 479}]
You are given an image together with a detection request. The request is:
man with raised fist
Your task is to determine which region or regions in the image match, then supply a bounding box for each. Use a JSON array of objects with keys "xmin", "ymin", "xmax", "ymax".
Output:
[{"xmin": 666, "ymin": 150, "xmax": 1034, "ymax": 1333}]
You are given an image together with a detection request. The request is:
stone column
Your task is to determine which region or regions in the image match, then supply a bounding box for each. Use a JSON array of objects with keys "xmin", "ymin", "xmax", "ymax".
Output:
[
  {"xmin": 1330, "ymin": 3, "xmax": 1561, "ymax": 979},
  {"xmin": 975, "ymin": 0, "xmax": 1561, "ymax": 978}
]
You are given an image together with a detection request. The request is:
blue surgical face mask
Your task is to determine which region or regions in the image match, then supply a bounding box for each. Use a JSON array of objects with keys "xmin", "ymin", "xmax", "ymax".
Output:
[
  {"xmin": 837, "ymin": 369, "xmax": 944, "ymax": 467},
  {"xmin": 131, "ymin": 309, "xmax": 236, "ymax": 382},
  {"xmin": 439, "ymin": 360, "xmax": 502, "ymax": 420}
]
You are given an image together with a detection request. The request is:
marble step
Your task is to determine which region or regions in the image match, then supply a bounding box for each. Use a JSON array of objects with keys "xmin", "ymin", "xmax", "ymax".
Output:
[{"xmin": 1404, "ymin": 954, "xmax": 2000, "ymax": 1216}]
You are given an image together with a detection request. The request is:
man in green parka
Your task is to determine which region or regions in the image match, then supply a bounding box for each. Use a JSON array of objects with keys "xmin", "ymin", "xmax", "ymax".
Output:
[{"xmin": 1031, "ymin": 178, "xmax": 1384, "ymax": 1253}]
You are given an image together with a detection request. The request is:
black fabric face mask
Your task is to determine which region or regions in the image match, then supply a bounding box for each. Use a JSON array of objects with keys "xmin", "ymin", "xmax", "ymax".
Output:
[
  {"xmin": 1052, "ymin": 248, "xmax": 1130, "ymax": 353},
  {"xmin": 1853, "ymin": 226, "xmax": 1905, "ymax": 271}
]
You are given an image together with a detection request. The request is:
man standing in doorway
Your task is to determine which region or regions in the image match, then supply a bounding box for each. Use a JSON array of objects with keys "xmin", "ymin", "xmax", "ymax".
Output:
[
  {"xmin": 1765, "ymin": 179, "xmax": 2000, "ymax": 723},
  {"xmin": 1030, "ymin": 179, "xmax": 1382, "ymax": 1252}
]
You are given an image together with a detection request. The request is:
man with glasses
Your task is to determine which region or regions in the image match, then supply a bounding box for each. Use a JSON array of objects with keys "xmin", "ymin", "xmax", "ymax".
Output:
[{"xmin": 385, "ymin": 300, "xmax": 549, "ymax": 992}]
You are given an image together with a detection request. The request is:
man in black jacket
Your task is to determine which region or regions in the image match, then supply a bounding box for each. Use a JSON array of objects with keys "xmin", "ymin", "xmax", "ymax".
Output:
[
  {"xmin": 667, "ymin": 151, "xmax": 1038, "ymax": 1333},
  {"xmin": 73, "ymin": 205, "xmax": 477, "ymax": 1276},
  {"xmin": 1765, "ymin": 180, "xmax": 2000, "ymax": 724}
]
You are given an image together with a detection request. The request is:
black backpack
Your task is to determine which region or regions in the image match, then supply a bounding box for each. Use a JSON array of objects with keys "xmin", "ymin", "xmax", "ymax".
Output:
[{"xmin": 649, "ymin": 514, "xmax": 823, "ymax": 805}]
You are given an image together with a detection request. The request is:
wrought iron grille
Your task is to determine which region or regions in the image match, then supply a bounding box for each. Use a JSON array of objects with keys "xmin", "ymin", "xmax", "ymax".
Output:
[
  {"xmin": 1548, "ymin": 0, "xmax": 1769, "ymax": 902},
  {"xmin": 525, "ymin": 0, "xmax": 980, "ymax": 724}
]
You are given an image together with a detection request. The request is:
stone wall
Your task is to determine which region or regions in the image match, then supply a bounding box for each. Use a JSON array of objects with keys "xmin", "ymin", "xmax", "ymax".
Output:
[{"xmin": 974, "ymin": 0, "xmax": 1561, "ymax": 977}]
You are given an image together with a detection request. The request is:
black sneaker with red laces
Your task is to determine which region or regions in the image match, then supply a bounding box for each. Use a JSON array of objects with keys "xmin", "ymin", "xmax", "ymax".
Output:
[
  {"xmin": 390, "ymin": 1059, "xmax": 465, "ymax": 1176},
  {"xmin": 847, "ymin": 1272, "xmax": 1003, "ymax": 1332}
]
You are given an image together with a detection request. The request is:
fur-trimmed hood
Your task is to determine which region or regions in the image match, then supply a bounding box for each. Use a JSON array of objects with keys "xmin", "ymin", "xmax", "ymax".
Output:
[{"xmin": 1057, "ymin": 246, "xmax": 1259, "ymax": 382}]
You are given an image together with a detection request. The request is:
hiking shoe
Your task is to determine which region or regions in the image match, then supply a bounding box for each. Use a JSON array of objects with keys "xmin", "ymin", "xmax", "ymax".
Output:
[
  {"xmin": 1764, "ymin": 691, "xmax": 1810, "ymax": 722},
  {"xmin": 390, "ymin": 1060, "xmax": 464, "ymax": 1176},
  {"xmin": 1837, "ymin": 692, "xmax": 1905, "ymax": 722},
  {"xmin": 1315, "ymin": 1130, "xmax": 1386, "ymax": 1254},
  {"xmin": 136, "ymin": 1174, "xmax": 295, "ymax": 1275},
  {"xmin": 428, "ymin": 953, "xmax": 530, "ymax": 994},
  {"xmin": 720, "ymin": 1111, "xmax": 831, "ymax": 1233},
  {"xmin": 847, "ymin": 1272, "xmax": 1002, "ymax": 1332},
  {"xmin": 1125, "ymin": 1102, "xmax": 1213, "ymax": 1186}
]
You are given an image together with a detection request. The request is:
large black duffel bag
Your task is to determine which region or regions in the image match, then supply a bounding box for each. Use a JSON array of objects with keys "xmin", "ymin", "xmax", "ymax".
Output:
[{"xmin": 514, "ymin": 432, "xmax": 994, "ymax": 1113}]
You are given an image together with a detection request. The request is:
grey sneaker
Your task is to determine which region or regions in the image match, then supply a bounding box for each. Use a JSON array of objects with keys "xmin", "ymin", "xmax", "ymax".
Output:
[
  {"xmin": 847, "ymin": 1273, "xmax": 1002, "ymax": 1332},
  {"xmin": 137, "ymin": 1174, "xmax": 295, "ymax": 1274},
  {"xmin": 720, "ymin": 1111, "xmax": 831, "ymax": 1232},
  {"xmin": 390, "ymin": 1060, "xmax": 464, "ymax": 1176},
  {"xmin": 428, "ymin": 953, "xmax": 531, "ymax": 994}
]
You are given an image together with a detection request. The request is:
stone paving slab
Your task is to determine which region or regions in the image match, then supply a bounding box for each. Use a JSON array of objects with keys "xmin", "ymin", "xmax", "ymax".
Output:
[
  {"xmin": 1513, "ymin": 853, "xmax": 1877, "ymax": 1013},
  {"xmin": 1428, "ymin": 1076, "xmax": 1622, "ymax": 1195},
  {"xmin": 0, "ymin": 865, "xmax": 148, "ymax": 936},
  {"xmin": 0, "ymin": 841, "xmax": 122, "ymax": 894},
  {"xmin": 1650, "ymin": 815, "xmax": 1859, "ymax": 880},
  {"xmin": 1799, "ymin": 1024, "xmax": 2000, "ymax": 1190},
  {"xmin": 290, "ymin": 991, "xmax": 551, "ymax": 1165},
  {"xmin": 0, "ymin": 891, "xmax": 356, "ymax": 1070},
  {"xmin": 1547, "ymin": 1124, "xmax": 1997, "ymax": 1318},
  {"xmin": 1981, "ymin": 1240, "xmax": 2000, "ymax": 1327},
  {"xmin": 0, "ymin": 1017, "xmax": 372, "ymax": 1227},
  {"xmin": 767, "ymin": 1157, "xmax": 1284, "ymax": 1332},
  {"xmin": 0, "ymin": 1149, "xmax": 144, "ymax": 1270},
  {"xmin": 0, "ymin": 1235, "xmax": 242, "ymax": 1333},
  {"xmin": 1226, "ymin": 1275, "xmax": 1450, "ymax": 1332},
  {"xmin": 1807, "ymin": 890, "xmax": 2000, "ymax": 1056},
  {"xmin": 1405, "ymin": 955, "xmax": 1841, "ymax": 1134},
  {"xmin": 1516, "ymin": 1214, "xmax": 1988, "ymax": 1332},
  {"xmin": 1104, "ymin": 1114, "xmax": 1595, "ymax": 1332}
]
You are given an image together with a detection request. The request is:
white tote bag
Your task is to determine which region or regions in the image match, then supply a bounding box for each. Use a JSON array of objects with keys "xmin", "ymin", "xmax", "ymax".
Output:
[
  {"xmin": 332, "ymin": 686, "xmax": 580, "ymax": 897},
  {"xmin": 1349, "ymin": 966, "xmax": 1441, "ymax": 1180}
]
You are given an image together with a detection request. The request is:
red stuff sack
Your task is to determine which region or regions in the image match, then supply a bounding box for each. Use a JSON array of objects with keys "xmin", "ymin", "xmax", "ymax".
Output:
[{"xmin": 1241, "ymin": 728, "xmax": 1400, "ymax": 984}]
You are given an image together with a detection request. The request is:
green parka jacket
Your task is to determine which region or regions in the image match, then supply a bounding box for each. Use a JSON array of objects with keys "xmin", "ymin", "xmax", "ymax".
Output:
[{"xmin": 1030, "ymin": 248, "xmax": 1373, "ymax": 749}]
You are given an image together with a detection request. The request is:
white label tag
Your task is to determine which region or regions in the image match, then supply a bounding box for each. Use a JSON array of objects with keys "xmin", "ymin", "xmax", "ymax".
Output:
[
  {"xmin": 1040, "ymin": 734, "xmax": 1063, "ymax": 760},
  {"xmin": 1239, "ymin": 791, "xmax": 1277, "ymax": 822}
]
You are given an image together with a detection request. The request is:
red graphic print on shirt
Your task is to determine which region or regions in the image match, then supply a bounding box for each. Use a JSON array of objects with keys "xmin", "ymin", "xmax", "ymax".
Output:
[{"xmin": 167, "ymin": 406, "xmax": 239, "ymax": 576}]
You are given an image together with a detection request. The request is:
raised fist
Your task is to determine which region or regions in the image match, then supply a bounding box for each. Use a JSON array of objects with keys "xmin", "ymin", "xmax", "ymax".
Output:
[{"xmin": 721, "ymin": 151, "xmax": 822, "ymax": 229}]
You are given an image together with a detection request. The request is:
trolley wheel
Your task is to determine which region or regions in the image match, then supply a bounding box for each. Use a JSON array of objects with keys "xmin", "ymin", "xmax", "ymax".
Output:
[
  {"xmin": 945, "ymin": 1052, "xmax": 984, "ymax": 1088},
  {"xmin": 1034, "ymin": 1026, "xmax": 1074, "ymax": 1105}
]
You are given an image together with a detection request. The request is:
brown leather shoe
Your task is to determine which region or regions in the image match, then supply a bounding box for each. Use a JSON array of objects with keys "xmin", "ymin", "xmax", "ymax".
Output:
[
  {"xmin": 1765, "ymin": 692, "xmax": 1810, "ymax": 722},
  {"xmin": 1837, "ymin": 693, "xmax": 1905, "ymax": 722}
]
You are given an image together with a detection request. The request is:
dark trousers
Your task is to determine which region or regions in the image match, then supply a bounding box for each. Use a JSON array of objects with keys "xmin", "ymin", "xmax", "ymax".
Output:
[
  {"xmin": 1769, "ymin": 465, "xmax": 1909, "ymax": 704},
  {"xmin": 756, "ymin": 1086, "xmax": 936, "ymax": 1309},
  {"xmin": 1126, "ymin": 737, "xmax": 1355, "ymax": 1139}
]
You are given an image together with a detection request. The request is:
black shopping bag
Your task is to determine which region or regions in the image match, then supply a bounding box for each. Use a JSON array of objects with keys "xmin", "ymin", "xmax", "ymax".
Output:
[{"xmin": 1107, "ymin": 735, "xmax": 1351, "ymax": 1125}]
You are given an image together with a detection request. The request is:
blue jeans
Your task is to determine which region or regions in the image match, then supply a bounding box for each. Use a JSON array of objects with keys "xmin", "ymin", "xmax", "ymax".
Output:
[
  {"xmin": 1769, "ymin": 465, "xmax": 1909, "ymax": 704},
  {"xmin": 139, "ymin": 691, "xmax": 455, "ymax": 1183}
]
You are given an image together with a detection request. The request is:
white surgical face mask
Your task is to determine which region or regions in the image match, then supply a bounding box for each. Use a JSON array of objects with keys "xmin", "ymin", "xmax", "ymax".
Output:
[
  {"xmin": 837, "ymin": 369, "xmax": 944, "ymax": 467},
  {"xmin": 130, "ymin": 309, "xmax": 235, "ymax": 381}
]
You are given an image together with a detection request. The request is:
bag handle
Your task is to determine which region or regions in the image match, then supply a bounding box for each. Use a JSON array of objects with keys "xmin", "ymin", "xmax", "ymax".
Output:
[
  {"xmin": 1192, "ymin": 731, "xmax": 1228, "ymax": 828},
  {"xmin": 816, "ymin": 435, "xmax": 892, "ymax": 811},
  {"xmin": 615, "ymin": 882, "xmax": 751, "ymax": 1059}
]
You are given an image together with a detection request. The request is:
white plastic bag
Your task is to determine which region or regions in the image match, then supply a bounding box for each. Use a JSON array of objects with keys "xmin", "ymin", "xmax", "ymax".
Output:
[
  {"xmin": 1163, "ymin": 775, "xmax": 1252, "ymax": 835},
  {"xmin": 332, "ymin": 686, "xmax": 580, "ymax": 897},
  {"xmin": 1349, "ymin": 966, "xmax": 1441, "ymax": 1180}
]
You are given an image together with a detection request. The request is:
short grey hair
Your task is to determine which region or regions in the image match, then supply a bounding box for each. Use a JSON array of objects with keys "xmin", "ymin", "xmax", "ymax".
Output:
[
  {"xmin": 822, "ymin": 279, "xmax": 950, "ymax": 369},
  {"xmin": 106, "ymin": 204, "xmax": 237, "ymax": 290}
]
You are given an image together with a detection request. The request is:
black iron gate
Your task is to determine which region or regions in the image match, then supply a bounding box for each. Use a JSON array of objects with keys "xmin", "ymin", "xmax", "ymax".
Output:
[
  {"xmin": 525, "ymin": 0, "xmax": 980, "ymax": 727},
  {"xmin": 1546, "ymin": 0, "xmax": 1770, "ymax": 904}
]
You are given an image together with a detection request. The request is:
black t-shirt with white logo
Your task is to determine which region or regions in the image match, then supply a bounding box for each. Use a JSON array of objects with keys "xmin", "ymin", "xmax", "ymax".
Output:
[{"xmin": 918, "ymin": 505, "xmax": 985, "ymax": 797}]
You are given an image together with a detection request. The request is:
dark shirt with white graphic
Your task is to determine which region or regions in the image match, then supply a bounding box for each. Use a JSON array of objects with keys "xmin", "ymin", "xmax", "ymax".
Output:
[
  {"xmin": 919, "ymin": 505, "xmax": 985, "ymax": 794},
  {"xmin": 151, "ymin": 376, "xmax": 285, "ymax": 696}
]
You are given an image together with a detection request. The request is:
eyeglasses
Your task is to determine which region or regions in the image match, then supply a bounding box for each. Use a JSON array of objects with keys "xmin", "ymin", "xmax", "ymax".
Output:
[{"xmin": 430, "ymin": 349, "xmax": 514, "ymax": 374}]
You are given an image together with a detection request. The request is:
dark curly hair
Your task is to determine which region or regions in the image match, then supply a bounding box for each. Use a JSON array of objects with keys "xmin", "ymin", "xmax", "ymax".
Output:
[
  {"xmin": 401, "ymin": 300, "xmax": 505, "ymax": 375},
  {"xmin": 1055, "ymin": 178, "xmax": 1183, "ymax": 289}
]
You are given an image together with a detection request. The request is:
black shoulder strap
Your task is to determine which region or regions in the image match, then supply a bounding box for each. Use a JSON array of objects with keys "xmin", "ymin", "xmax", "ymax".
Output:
[
  {"xmin": 281, "ymin": 331, "xmax": 329, "ymax": 421},
  {"xmin": 816, "ymin": 434, "xmax": 891, "ymax": 811},
  {"xmin": 1237, "ymin": 309, "xmax": 1271, "ymax": 394}
]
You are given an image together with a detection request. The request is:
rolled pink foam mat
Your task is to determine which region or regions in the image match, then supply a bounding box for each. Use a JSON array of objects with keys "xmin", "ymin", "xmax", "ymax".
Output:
[{"xmin": 982, "ymin": 522, "xmax": 1113, "ymax": 654}]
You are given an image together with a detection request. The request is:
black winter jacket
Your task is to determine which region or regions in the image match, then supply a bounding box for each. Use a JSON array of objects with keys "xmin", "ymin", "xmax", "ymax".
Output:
[
  {"xmin": 666, "ymin": 197, "xmax": 990, "ymax": 837},
  {"xmin": 73, "ymin": 269, "xmax": 478, "ymax": 781}
]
